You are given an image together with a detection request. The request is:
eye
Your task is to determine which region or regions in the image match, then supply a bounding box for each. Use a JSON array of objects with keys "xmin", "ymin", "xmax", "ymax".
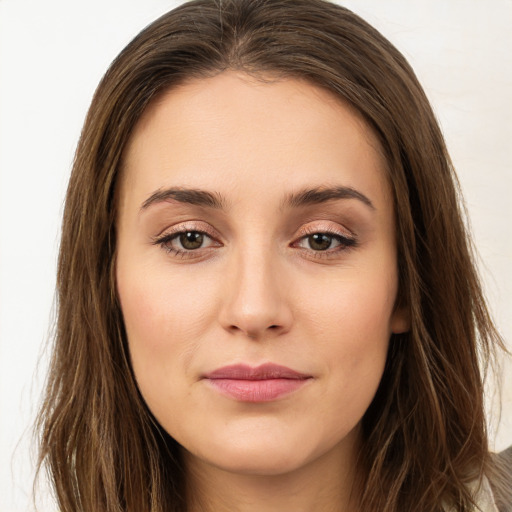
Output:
[
  {"xmin": 177, "ymin": 231, "xmax": 206, "ymax": 250},
  {"xmin": 153, "ymin": 228, "xmax": 219, "ymax": 256},
  {"xmin": 303, "ymin": 233, "xmax": 339, "ymax": 251},
  {"xmin": 294, "ymin": 230, "xmax": 357, "ymax": 254}
]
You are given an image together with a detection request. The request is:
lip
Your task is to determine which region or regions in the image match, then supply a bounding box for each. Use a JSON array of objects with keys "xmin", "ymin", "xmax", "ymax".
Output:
[{"xmin": 202, "ymin": 363, "xmax": 312, "ymax": 402}]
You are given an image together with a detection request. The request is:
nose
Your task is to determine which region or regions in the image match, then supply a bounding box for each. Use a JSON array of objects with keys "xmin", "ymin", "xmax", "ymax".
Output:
[{"xmin": 218, "ymin": 247, "xmax": 293, "ymax": 340}]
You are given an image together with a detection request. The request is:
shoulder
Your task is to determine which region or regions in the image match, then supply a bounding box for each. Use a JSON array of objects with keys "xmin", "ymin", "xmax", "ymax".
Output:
[
  {"xmin": 474, "ymin": 476, "xmax": 501, "ymax": 512},
  {"xmin": 444, "ymin": 474, "xmax": 503, "ymax": 512},
  {"xmin": 489, "ymin": 445, "xmax": 512, "ymax": 512},
  {"xmin": 496, "ymin": 444, "xmax": 512, "ymax": 470}
]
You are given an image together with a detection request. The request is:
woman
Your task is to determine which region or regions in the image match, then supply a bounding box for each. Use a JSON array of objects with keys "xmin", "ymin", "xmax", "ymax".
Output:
[{"xmin": 36, "ymin": 0, "xmax": 511, "ymax": 510}]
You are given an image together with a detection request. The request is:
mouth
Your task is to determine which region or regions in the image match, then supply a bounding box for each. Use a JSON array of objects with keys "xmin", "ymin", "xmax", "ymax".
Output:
[{"xmin": 202, "ymin": 363, "xmax": 312, "ymax": 402}]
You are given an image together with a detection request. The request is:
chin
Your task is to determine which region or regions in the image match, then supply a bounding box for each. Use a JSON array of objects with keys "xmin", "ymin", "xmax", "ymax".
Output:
[
  {"xmin": 180, "ymin": 419, "xmax": 358, "ymax": 478},
  {"xmin": 191, "ymin": 443, "xmax": 312, "ymax": 477}
]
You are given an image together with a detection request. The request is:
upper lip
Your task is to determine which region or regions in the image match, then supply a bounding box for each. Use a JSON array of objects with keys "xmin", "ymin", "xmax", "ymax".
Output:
[{"xmin": 203, "ymin": 363, "xmax": 310, "ymax": 380}]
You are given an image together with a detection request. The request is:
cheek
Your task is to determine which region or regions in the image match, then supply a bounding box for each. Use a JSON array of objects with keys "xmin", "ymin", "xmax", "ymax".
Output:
[
  {"xmin": 301, "ymin": 268, "xmax": 397, "ymax": 345},
  {"xmin": 319, "ymin": 291, "xmax": 391, "ymax": 382},
  {"xmin": 298, "ymin": 268, "xmax": 396, "ymax": 407},
  {"xmin": 118, "ymin": 261, "xmax": 211, "ymax": 346},
  {"xmin": 116, "ymin": 269, "xmax": 198, "ymax": 426},
  {"xmin": 116, "ymin": 259, "xmax": 212, "ymax": 396}
]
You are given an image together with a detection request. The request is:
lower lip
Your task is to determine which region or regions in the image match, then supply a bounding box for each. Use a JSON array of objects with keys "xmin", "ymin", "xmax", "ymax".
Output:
[{"xmin": 206, "ymin": 378, "xmax": 310, "ymax": 402}]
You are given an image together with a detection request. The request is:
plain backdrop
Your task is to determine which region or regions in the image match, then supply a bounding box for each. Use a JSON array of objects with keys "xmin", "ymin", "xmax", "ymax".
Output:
[{"xmin": 1, "ymin": 0, "xmax": 511, "ymax": 510}]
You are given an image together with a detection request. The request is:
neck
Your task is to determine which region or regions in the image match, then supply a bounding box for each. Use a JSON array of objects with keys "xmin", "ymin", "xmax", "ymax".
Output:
[{"xmin": 184, "ymin": 429, "xmax": 362, "ymax": 512}]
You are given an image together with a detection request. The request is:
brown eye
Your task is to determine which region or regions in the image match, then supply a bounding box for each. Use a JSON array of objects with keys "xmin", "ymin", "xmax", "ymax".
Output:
[
  {"xmin": 308, "ymin": 233, "xmax": 335, "ymax": 251},
  {"xmin": 294, "ymin": 230, "xmax": 357, "ymax": 255},
  {"xmin": 179, "ymin": 231, "xmax": 204, "ymax": 250},
  {"xmin": 154, "ymin": 227, "xmax": 220, "ymax": 256}
]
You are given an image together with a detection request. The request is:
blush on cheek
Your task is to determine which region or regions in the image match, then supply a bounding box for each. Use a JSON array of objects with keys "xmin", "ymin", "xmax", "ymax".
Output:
[
  {"xmin": 120, "ymin": 286, "xmax": 162, "ymax": 344},
  {"xmin": 118, "ymin": 271, "xmax": 213, "ymax": 378}
]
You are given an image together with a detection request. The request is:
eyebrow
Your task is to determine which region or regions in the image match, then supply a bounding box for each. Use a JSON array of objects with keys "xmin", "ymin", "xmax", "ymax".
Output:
[
  {"xmin": 140, "ymin": 185, "xmax": 375, "ymax": 212},
  {"xmin": 141, "ymin": 187, "xmax": 226, "ymax": 211},
  {"xmin": 282, "ymin": 186, "xmax": 375, "ymax": 210}
]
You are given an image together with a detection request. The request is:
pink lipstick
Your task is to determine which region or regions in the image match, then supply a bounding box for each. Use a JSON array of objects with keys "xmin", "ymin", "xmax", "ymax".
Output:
[{"xmin": 203, "ymin": 363, "xmax": 311, "ymax": 402}]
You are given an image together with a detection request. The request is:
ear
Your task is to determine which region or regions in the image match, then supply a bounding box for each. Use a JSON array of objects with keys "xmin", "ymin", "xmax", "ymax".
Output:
[{"xmin": 390, "ymin": 305, "xmax": 410, "ymax": 334}]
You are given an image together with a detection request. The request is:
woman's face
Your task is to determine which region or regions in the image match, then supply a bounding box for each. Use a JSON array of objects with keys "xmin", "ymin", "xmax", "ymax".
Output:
[{"xmin": 116, "ymin": 71, "xmax": 408, "ymax": 477}]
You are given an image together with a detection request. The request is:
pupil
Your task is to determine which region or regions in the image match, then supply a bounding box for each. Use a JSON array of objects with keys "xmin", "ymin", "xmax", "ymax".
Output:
[
  {"xmin": 180, "ymin": 231, "xmax": 203, "ymax": 250},
  {"xmin": 309, "ymin": 233, "xmax": 332, "ymax": 251}
]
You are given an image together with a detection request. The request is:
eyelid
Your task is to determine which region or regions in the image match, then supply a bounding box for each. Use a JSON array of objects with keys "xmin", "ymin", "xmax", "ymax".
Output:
[
  {"xmin": 153, "ymin": 220, "xmax": 219, "ymax": 240},
  {"xmin": 295, "ymin": 220, "xmax": 356, "ymax": 240}
]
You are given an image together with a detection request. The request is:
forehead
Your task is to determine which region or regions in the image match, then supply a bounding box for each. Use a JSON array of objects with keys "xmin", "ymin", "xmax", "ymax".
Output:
[{"xmin": 119, "ymin": 71, "xmax": 391, "ymax": 211}]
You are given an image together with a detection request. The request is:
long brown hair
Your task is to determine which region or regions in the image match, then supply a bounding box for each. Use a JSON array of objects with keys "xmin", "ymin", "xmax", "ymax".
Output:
[{"xmin": 36, "ymin": 1, "xmax": 508, "ymax": 510}]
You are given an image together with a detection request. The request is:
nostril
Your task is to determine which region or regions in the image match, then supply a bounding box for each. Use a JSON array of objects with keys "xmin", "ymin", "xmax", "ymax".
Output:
[{"xmin": 228, "ymin": 324, "xmax": 281, "ymax": 338}]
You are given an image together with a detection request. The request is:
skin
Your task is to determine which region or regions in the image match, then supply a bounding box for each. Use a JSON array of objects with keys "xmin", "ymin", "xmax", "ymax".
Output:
[{"xmin": 116, "ymin": 71, "xmax": 409, "ymax": 512}]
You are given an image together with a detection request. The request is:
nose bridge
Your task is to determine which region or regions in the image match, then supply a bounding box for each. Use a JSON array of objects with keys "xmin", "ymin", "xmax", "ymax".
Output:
[{"xmin": 220, "ymin": 238, "xmax": 291, "ymax": 338}]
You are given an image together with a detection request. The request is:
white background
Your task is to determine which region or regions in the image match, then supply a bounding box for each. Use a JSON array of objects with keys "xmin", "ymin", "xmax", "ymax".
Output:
[{"xmin": 1, "ymin": 1, "xmax": 511, "ymax": 510}]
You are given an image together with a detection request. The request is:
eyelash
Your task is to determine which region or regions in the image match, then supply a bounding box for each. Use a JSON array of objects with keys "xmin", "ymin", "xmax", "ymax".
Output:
[
  {"xmin": 152, "ymin": 224, "xmax": 358, "ymax": 260},
  {"xmin": 293, "ymin": 226, "xmax": 358, "ymax": 259},
  {"xmin": 152, "ymin": 224, "xmax": 219, "ymax": 259}
]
